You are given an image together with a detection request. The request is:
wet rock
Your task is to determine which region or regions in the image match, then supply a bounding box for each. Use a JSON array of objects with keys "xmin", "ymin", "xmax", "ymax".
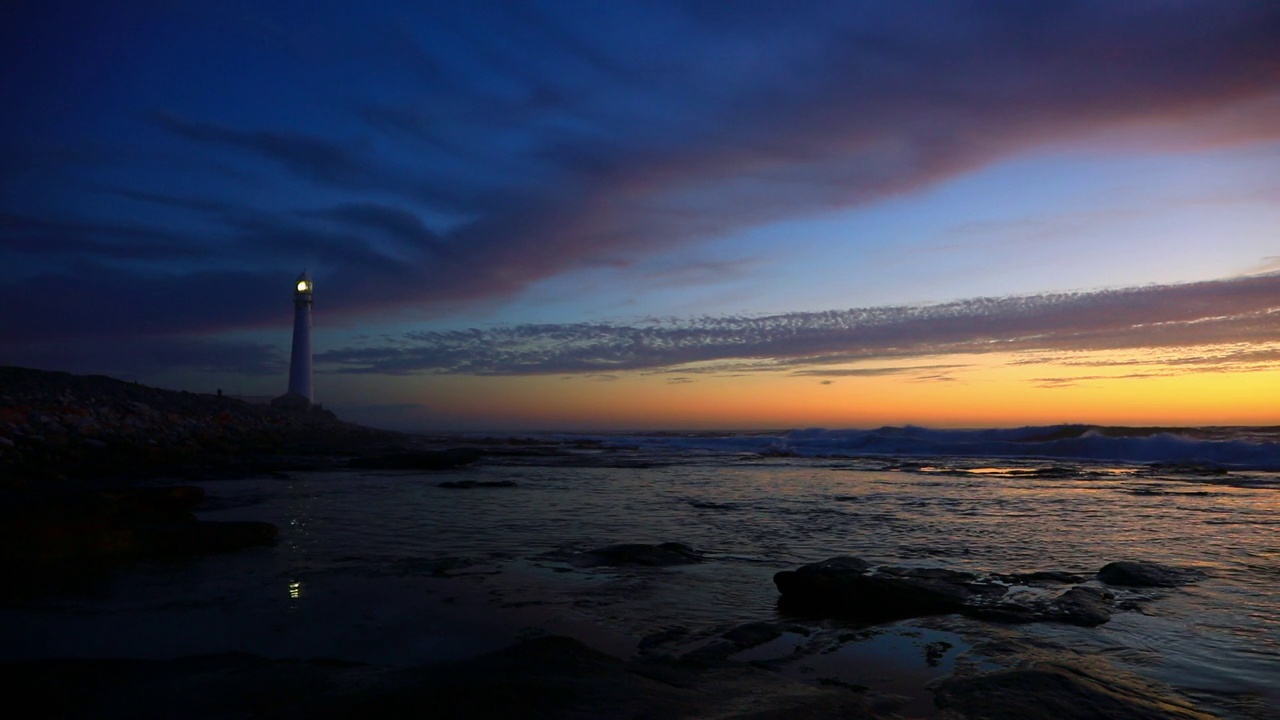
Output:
[
  {"xmin": 720, "ymin": 621, "xmax": 784, "ymax": 649},
  {"xmin": 437, "ymin": 479, "xmax": 517, "ymax": 489},
  {"xmin": 933, "ymin": 660, "xmax": 1215, "ymax": 720},
  {"xmin": 966, "ymin": 585, "xmax": 1114, "ymax": 627},
  {"xmin": 638, "ymin": 626, "xmax": 690, "ymax": 652},
  {"xmin": 995, "ymin": 570, "xmax": 1088, "ymax": 585},
  {"xmin": 1049, "ymin": 585, "xmax": 1115, "ymax": 626},
  {"xmin": 0, "ymin": 485, "xmax": 277, "ymax": 566},
  {"xmin": 774, "ymin": 557, "xmax": 1006, "ymax": 621},
  {"xmin": 1097, "ymin": 561, "xmax": 1206, "ymax": 588},
  {"xmin": 576, "ymin": 542, "xmax": 703, "ymax": 567},
  {"xmin": 132, "ymin": 520, "xmax": 279, "ymax": 555}
]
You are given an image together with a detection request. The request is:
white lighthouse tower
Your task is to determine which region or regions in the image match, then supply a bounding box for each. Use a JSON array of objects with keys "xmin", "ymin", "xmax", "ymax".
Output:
[{"xmin": 287, "ymin": 271, "xmax": 314, "ymax": 403}]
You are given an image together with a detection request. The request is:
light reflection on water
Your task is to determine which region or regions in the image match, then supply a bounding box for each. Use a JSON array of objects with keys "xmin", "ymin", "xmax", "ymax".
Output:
[{"xmin": 2, "ymin": 455, "xmax": 1278, "ymax": 716}]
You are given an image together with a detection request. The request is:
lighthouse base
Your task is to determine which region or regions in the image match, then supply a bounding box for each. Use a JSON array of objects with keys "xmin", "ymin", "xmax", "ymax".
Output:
[{"xmin": 271, "ymin": 392, "xmax": 313, "ymax": 411}]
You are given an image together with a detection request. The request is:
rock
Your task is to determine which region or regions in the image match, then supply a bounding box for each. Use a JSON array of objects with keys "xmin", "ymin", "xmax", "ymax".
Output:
[
  {"xmin": 0, "ymin": 485, "xmax": 276, "ymax": 565},
  {"xmin": 774, "ymin": 557, "xmax": 1006, "ymax": 621},
  {"xmin": 1049, "ymin": 585, "xmax": 1114, "ymax": 626},
  {"xmin": 995, "ymin": 570, "xmax": 1088, "ymax": 585},
  {"xmin": 1, "ymin": 635, "xmax": 897, "ymax": 719},
  {"xmin": 967, "ymin": 585, "xmax": 1114, "ymax": 627},
  {"xmin": 1097, "ymin": 561, "xmax": 1206, "ymax": 587},
  {"xmin": 719, "ymin": 621, "xmax": 784, "ymax": 649},
  {"xmin": 576, "ymin": 542, "xmax": 703, "ymax": 567},
  {"xmin": 933, "ymin": 660, "xmax": 1215, "ymax": 720},
  {"xmin": 437, "ymin": 480, "xmax": 517, "ymax": 489},
  {"xmin": 132, "ymin": 520, "xmax": 279, "ymax": 555}
]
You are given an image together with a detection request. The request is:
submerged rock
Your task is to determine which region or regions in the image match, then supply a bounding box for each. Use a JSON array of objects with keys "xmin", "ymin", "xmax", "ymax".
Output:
[
  {"xmin": 933, "ymin": 660, "xmax": 1215, "ymax": 720},
  {"xmin": 776, "ymin": 558, "xmax": 1126, "ymax": 626},
  {"xmin": 1097, "ymin": 561, "xmax": 1206, "ymax": 588},
  {"xmin": 576, "ymin": 542, "xmax": 703, "ymax": 567}
]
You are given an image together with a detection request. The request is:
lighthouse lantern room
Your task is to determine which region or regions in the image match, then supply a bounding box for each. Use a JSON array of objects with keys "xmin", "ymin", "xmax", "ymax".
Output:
[{"xmin": 287, "ymin": 271, "xmax": 313, "ymax": 402}]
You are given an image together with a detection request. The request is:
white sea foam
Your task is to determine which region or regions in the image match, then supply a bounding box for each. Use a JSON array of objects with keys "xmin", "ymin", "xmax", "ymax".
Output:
[{"xmin": 593, "ymin": 425, "xmax": 1280, "ymax": 471}]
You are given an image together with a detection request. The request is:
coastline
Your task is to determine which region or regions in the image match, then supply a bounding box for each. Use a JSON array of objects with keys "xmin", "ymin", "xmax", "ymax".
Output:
[{"xmin": 0, "ymin": 368, "xmax": 1249, "ymax": 718}]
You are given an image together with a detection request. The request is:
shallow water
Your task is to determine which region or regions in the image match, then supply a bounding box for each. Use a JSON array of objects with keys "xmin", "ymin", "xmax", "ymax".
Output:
[{"xmin": 4, "ymin": 447, "xmax": 1279, "ymax": 718}]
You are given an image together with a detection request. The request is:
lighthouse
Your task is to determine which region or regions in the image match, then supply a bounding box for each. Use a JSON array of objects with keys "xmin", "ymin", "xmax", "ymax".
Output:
[{"xmin": 287, "ymin": 271, "xmax": 313, "ymax": 403}]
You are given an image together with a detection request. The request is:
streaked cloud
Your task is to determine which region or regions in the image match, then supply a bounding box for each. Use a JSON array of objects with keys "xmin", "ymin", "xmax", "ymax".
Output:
[{"xmin": 318, "ymin": 273, "xmax": 1280, "ymax": 376}]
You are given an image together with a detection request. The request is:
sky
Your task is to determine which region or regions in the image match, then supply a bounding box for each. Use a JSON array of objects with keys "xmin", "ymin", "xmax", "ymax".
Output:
[{"xmin": 2, "ymin": 0, "xmax": 1279, "ymax": 431}]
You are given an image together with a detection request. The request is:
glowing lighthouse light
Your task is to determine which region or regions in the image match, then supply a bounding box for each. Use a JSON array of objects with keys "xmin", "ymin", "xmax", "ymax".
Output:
[{"xmin": 287, "ymin": 271, "xmax": 313, "ymax": 402}]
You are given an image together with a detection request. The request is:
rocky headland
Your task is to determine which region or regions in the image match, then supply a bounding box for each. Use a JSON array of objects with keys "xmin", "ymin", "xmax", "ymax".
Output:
[{"xmin": 0, "ymin": 366, "xmax": 408, "ymax": 483}]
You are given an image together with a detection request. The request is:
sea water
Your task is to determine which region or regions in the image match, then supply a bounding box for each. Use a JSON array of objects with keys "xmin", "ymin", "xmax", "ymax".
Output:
[{"xmin": 4, "ymin": 425, "xmax": 1279, "ymax": 719}]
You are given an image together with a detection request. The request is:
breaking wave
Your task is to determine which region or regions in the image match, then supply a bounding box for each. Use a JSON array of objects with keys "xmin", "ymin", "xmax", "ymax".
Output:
[{"xmin": 613, "ymin": 425, "xmax": 1280, "ymax": 471}]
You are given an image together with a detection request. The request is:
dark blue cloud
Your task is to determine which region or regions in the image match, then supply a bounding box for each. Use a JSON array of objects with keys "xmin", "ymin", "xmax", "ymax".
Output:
[{"xmin": 2, "ymin": 0, "xmax": 1278, "ymax": 371}]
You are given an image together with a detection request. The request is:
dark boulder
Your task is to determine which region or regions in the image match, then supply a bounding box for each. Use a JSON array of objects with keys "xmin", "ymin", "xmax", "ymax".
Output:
[
  {"xmin": 576, "ymin": 542, "xmax": 703, "ymax": 567},
  {"xmin": 1097, "ymin": 561, "xmax": 1205, "ymax": 588},
  {"xmin": 774, "ymin": 557, "xmax": 1006, "ymax": 621},
  {"xmin": 0, "ymin": 485, "xmax": 277, "ymax": 565}
]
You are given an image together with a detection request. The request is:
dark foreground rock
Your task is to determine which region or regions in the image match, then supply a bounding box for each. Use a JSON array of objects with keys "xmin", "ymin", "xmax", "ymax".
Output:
[
  {"xmin": 933, "ymin": 660, "xmax": 1215, "ymax": 720},
  {"xmin": 575, "ymin": 542, "xmax": 704, "ymax": 568},
  {"xmin": 774, "ymin": 556, "xmax": 1007, "ymax": 621},
  {"xmin": 4, "ymin": 635, "xmax": 898, "ymax": 720},
  {"xmin": 0, "ymin": 484, "xmax": 278, "ymax": 568},
  {"xmin": 1097, "ymin": 561, "xmax": 1206, "ymax": 587}
]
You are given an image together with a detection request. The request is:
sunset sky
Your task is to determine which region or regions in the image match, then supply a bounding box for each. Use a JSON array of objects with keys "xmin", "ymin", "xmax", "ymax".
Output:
[{"xmin": 3, "ymin": 1, "xmax": 1279, "ymax": 431}]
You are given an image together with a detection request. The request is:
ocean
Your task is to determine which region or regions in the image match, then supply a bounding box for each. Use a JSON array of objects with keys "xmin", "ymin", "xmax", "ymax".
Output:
[{"xmin": 5, "ymin": 424, "xmax": 1279, "ymax": 718}]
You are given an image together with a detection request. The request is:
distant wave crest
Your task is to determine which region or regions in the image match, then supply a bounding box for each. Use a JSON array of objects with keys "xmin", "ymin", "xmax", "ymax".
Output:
[{"xmin": 623, "ymin": 425, "xmax": 1280, "ymax": 470}]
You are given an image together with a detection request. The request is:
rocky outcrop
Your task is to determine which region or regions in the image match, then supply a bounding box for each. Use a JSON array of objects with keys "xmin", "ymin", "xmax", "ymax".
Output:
[
  {"xmin": 773, "ymin": 558, "xmax": 1194, "ymax": 627},
  {"xmin": 0, "ymin": 484, "xmax": 278, "ymax": 566},
  {"xmin": 0, "ymin": 366, "xmax": 401, "ymax": 481},
  {"xmin": 774, "ymin": 556, "xmax": 1007, "ymax": 621},
  {"xmin": 967, "ymin": 585, "xmax": 1115, "ymax": 627},
  {"xmin": 1097, "ymin": 561, "xmax": 1206, "ymax": 587},
  {"xmin": 575, "ymin": 542, "xmax": 704, "ymax": 567}
]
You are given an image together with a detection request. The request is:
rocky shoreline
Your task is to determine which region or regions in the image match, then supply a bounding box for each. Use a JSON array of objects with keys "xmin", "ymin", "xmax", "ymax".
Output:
[{"xmin": 0, "ymin": 368, "xmax": 1228, "ymax": 718}]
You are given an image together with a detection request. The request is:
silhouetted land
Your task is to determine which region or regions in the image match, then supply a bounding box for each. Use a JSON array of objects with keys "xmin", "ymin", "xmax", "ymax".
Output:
[{"xmin": 0, "ymin": 366, "xmax": 406, "ymax": 483}]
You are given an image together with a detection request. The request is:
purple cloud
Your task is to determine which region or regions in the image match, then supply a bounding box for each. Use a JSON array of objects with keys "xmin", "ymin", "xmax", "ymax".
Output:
[
  {"xmin": 317, "ymin": 273, "xmax": 1280, "ymax": 376},
  {"xmin": 2, "ymin": 1, "xmax": 1279, "ymax": 362}
]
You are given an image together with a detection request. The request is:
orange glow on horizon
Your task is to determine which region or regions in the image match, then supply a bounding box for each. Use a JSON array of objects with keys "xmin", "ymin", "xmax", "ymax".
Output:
[{"xmin": 327, "ymin": 347, "xmax": 1280, "ymax": 431}]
